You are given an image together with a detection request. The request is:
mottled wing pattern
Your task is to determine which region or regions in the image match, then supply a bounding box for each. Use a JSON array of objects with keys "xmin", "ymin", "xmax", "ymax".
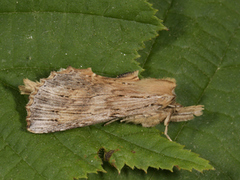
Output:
[
  {"xmin": 19, "ymin": 67, "xmax": 204, "ymax": 141},
  {"xmin": 25, "ymin": 67, "xmax": 170, "ymax": 133}
]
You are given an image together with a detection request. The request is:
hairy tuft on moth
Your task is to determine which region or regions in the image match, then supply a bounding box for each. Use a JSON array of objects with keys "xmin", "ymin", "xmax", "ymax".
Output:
[{"xmin": 19, "ymin": 66, "xmax": 204, "ymax": 141}]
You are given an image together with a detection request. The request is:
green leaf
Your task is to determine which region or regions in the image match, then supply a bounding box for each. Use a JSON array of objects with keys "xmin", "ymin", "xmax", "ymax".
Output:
[
  {"xmin": 0, "ymin": 0, "xmax": 165, "ymax": 79},
  {"xmin": 87, "ymin": 123, "xmax": 212, "ymax": 173},
  {"xmin": 135, "ymin": 0, "xmax": 239, "ymax": 180},
  {"xmin": 2, "ymin": 0, "xmax": 239, "ymax": 179}
]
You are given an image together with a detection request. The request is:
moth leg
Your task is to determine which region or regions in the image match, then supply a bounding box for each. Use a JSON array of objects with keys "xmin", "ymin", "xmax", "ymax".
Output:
[
  {"xmin": 104, "ymin": 118, "xmax": 122, "ymax": 126},
  {"xmin": 164, "ymin": 112, "xmax": 173, "ymax": 141}
]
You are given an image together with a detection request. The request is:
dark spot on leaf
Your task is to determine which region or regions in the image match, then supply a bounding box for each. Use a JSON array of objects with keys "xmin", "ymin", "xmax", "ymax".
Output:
[{"xmin": 104, "ymin": 150, "xmax": 116, "ymax": 161}]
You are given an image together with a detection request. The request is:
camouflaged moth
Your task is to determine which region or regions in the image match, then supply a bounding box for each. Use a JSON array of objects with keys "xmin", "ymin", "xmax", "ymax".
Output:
[{"xmin": 19, "ymin": 66, "xmax": 204, "ymax": 141}]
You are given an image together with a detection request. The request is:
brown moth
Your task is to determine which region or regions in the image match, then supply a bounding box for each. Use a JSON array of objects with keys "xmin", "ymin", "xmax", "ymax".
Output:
[{"xmin": 19, "ymin": 66, "xmax": 204, "ymax": 141}]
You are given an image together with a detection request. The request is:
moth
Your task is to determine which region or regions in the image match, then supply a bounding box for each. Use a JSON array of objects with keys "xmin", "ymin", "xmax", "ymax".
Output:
[{"xmin": 19, "ymin": 66, "xmax": 204, "ymax": 141}]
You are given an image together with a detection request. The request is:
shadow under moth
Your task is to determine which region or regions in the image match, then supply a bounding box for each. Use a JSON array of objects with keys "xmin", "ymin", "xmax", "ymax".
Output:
[{"xmin": 19, "ymin": 66, "xmax": 204, "ymax": 141}]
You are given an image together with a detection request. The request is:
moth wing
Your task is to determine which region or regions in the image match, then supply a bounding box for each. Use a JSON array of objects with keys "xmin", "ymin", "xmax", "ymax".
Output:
[{"xmin": 25, "ymin": 67, "xmax": 112, "ymax": 133}]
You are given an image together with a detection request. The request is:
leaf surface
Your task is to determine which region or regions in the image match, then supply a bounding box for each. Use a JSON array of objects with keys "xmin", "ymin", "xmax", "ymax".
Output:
[
  {"xmin": 1, "ymin": 0, "xmax": 233, "ymax": 179},
  {"xmin": 117, "ymin": 0, "xmax": 239, "ymax": 180}
]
